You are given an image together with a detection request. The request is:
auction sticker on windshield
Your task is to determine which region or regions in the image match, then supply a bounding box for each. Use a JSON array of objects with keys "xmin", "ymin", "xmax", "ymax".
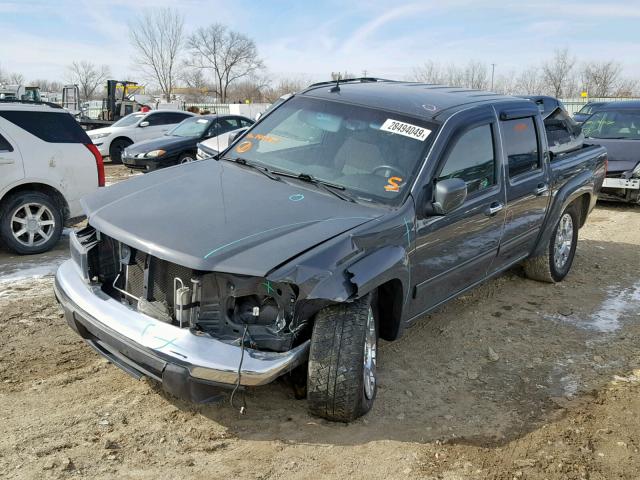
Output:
[{"xmin": 380, "ymin": 119, "xmax": 431, "ymax": 141}]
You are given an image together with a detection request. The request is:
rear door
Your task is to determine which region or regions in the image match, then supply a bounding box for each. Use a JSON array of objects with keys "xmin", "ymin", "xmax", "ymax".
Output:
[
  {"xmin": 0, "ymin": 127, "xmax": 24, "ymax": 191},
  {"xmin": 409, "ymin": 106, "xmax": 506, "ymax": 316},
  {"xmin": 490, "ymin": 107, "xmax": 551, "ymax": 272}
]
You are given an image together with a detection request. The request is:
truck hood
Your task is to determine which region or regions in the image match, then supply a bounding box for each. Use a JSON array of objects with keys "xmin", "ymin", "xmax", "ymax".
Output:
[{"xmin": 82, "ymin": 160, "xmax": 382, "ymax": 276}]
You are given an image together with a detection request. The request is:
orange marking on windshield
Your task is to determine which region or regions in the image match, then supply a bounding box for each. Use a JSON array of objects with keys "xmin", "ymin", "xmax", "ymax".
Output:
[
  {"xmin": 384, "ymin": 176, "xmax": 403, "ymax": 192},
  {"xmin": 236, "ymin": 141, "xmax": 253, "ymax": 153}
]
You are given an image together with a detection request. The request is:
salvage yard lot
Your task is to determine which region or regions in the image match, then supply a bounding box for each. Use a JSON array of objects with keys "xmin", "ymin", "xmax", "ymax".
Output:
[{"xmin": 1, "ymin": 165, "xmax": 639, "ymax": 479}]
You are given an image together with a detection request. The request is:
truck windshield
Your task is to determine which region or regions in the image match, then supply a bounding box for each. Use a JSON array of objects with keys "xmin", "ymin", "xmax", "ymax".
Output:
[
  {"xmin": 168, "ymin": 117, "xmax": 211, "ymax": 137},
  {"xmin": 226, "ymin": 96, "xmax": 437, "ymax": 205},
  {"xmin": 113, "ymin": 113, "xmax": 145, "ymax": 128},
  {"xmin": 582, "ymin": 110, "xmax": 640, "ymax": 140}
]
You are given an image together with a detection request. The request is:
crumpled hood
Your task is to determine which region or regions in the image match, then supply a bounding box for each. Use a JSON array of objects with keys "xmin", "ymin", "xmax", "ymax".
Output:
[{"xmin": 82, "ymin": 160, "xmax": 382, "ymax": 276}]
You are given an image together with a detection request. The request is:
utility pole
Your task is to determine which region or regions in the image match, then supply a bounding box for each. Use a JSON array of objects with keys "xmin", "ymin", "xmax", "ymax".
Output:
[
  {"xmin": 491, "ymin": 63, "xmax": 496, "ymax": 91},
  {"xmin": 362, "ymin": 69, "xmax": 368, "ymax": 77}
]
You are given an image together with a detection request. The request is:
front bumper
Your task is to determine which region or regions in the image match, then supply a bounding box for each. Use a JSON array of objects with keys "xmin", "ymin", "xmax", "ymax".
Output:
[
  {"xmin": 122, "ymin": 155, "xmax": 154, "ymax": 171},
  {"xmin": 54, "ymin": 259, "xmax": 309, "ymax": 399},
  {"xmin": 602, "ymin": 177, "xmax": 640, "ymax": 190}
]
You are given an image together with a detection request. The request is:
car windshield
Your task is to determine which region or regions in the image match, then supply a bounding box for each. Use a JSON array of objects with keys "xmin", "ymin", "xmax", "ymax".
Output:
[
  {"xmin": 224, "ymin": 96, "xmax": 437, "ymax": 206},
  {"xmin": 582, "ymin": 110, "xmax": 640, "ymax": 139},
  {"xmin": 168, "ymin": 117, "xmax": 212, "ymax": 137},
  {"xmin": 578, "ymin": 104, "xmax": 598, "ymax": 115},
  {"xmin": 112, "ymin": 113, "xmax": 146, "ymax": 127}
]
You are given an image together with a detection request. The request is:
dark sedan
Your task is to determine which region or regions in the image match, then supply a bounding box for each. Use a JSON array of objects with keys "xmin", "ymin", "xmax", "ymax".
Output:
[
  {"xmin": 573, "ymin": 101, "xmax": 609, "ymax": 124},
  {"xmin": 582, "ymin": 101, "xmax": 640, "ymax": 204},
  {"xmin": 122, "ymin": 114, "xmax": 254, "ymax": 172}
]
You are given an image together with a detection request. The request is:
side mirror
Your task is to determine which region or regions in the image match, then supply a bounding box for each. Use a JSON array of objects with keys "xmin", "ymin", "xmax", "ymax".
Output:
[
  {"xmin": 228, "ymin": 128, "xmax": 248, "ymax": 144},
  {"xmin": 255, "ymin": 112, "xmax": 262, "ymax": 120},
  {"xmin": 432, "ymin": 178, "xmax": 467, "ymax": 215},
  {"xmin": 139, "ymin": 121, "xmax": 150, "ymax": 128}
]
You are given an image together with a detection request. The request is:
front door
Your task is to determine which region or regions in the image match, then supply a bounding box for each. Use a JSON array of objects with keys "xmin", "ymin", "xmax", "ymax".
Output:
[{"xmin": 408, "ymin": 109, "xmax": 506, "ymax": 318}]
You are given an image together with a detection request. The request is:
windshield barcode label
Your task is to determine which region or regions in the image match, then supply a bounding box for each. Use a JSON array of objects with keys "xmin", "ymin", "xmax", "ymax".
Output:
[{"xmin": 380, "ymin": 119, "xmax": 431, "ymax": 141}]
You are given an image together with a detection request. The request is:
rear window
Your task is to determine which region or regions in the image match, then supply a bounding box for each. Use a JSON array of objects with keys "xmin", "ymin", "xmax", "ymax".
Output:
[
  {"xmin": 0, "ymin": 132, "xmax": 13, "ymax": 151},
  {"xmin": 0, "ymin": 110, "xmax": 90, "ymax": 143}
]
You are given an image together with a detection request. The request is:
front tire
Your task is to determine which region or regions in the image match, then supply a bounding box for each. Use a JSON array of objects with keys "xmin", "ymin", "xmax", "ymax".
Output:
[
  {"xmin": 0, "ymin": 192, "xmax": 63, "ymax": 255},
  {"xmin": 178, "ymin": 152, "xmax": 196, "ymax": 164},
  {"xmin": 307, "ymin": 294, "xmax": 378, "ymax": 422},
  {"xmin": 523, "ymin": 204, "xmax": 579, "ymax": 283},
  {"xmin": 109, "ymin": 139, "xmax": 131, "ymax": 164}
]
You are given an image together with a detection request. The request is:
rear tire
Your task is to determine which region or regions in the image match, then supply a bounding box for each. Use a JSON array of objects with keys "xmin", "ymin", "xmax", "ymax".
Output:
[
  {"xmin": 523, "ymin": 204, "xmax": 579, "ymax": 283},
  {"xmin": 109, "ymin": 139, "xmax": 131, "ymax": 164},
  {"xmin": 178, "ymin": 152, "xmax": 196, "ymax": 164},
  {"xmin": 307, "ymin": 294, "xmax": 378, "ymax": 422},
  {"xmin": 0, "ymin": 191, "xmax": 63, "ymax": 255}
]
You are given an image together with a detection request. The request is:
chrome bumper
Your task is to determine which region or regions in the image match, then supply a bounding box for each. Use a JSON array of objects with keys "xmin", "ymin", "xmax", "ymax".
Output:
[{"xmin": 54, "ymin": 259, "xmax": 309, "ymax": 391}]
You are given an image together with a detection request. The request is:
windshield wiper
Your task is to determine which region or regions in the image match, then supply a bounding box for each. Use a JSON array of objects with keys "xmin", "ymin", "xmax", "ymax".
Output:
[
  {"xmin": 222, "ymin": 156, "xmax": 281, "ymax": 181},
  {"xmin": 271, "ymin": 170, "xmax": 356, "ymax": 203}
]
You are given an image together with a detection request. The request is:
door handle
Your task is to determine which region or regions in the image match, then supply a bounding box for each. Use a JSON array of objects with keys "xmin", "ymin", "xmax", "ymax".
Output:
[
  {"xmin": 0, "ymin": 156, "xmax": 14, "ymax": 165},
  {"xmin": 485, "ymin": 202, "xmax": 504, "ymax": 216},
  {"xmin": 534, "ymin": 183, "xmax": 549, "ymax": 195}
]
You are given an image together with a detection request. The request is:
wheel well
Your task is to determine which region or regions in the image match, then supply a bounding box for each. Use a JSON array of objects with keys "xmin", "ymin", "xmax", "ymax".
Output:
[
  {"xmin": 375, "ymin": 279, "xmax": 404, "ymax": 341},
  {"xmin": 111, "ymin": 136, "xmax": 133, "ymax": 150},
  {"xmin": 0, "ymin": 183, "xmax": 69, "ymax": 222},
  {"xmin": 573, "ymin": 193, "xmax": 591, "ymax": 228}
]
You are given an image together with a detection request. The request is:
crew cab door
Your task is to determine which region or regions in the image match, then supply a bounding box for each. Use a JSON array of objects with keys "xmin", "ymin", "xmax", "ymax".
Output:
[
  {"xmin": 408, "ymin": 107, "xmax": 506, "ymax": 317},
  {"xmin": 490, "ymin": 107, "xmax": 551, "ymax": 272},
  {"xmin": 0, "ymin": 127, "xmax": 24, "ymax": 190}
]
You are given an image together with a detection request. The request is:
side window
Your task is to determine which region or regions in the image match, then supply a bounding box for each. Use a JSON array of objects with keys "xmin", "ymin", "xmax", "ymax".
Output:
[
  {"xmin": 438, "ymin": 124, "xmax": 496, "ymax": 195},
  {"xmin": 145, "ymin": 113, "xmax": 166, "ymax": 126},
  {"xmin": 147, "ymin": 112, "xmax": 187, "ymax": 126},
  {"xmin": 0, "ymin": 111, "xmax": 90, "ymax": 143},
  {"xmin": 501, "ymin": 118, "xmax": 540, "ymax": 178},
  {"xmin": 168, "ymin": 113, "xmax": 192, "ymax": 124},
  {"xmin": 0, "ymin": 133, "xmax": 14, "ymax": 151}
]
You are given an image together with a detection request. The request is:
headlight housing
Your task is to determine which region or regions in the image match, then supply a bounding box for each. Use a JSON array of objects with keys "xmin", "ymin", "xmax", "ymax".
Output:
[
  {"xmin": 632, "ymin": 162, "xmax": 640, "ymax": 178},
  {"xmin": 145, "ymin": 149, "xmax": 166, "ymax": 158},
  {"xmin": 89, "ymin": 132, "xmax": 110, "ymax": 140}
]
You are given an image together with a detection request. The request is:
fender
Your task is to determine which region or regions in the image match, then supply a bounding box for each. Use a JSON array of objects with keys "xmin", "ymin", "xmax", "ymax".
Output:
[
  {"xmin": 345, "ymin": 245, "xmax": 410, "ymax": 300},
  {"xmin": 531, "ymin": 169, "xmax": 594, "ymax": 257}
]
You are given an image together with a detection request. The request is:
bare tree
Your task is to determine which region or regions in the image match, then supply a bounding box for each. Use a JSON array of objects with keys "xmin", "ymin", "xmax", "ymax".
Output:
[
  {"xmin": 31, "ymin": 79, "xmax": 63, "ymax": 93},
  {"xmin": 493, "ymin": 71, "xmax": 518, "ymax": 95},
  {"xmin": 515, "ymin": 67, "xmax": 545, "ymax": 95},
  {"xmin": 330, "ymin": 71, "xmax": 357, "ymax": 81},
  {"xmin": 542, "ymin": 48, "xmax": 576, "ymax": 98},
  {"xmin": 413, "ymin": 61, "xmax": 445, "ymax": 84},
  {"xmin": 9, "ymin": 72, "xmax": 25, "ymax": 85},
  {"xmin": 66, "ymin": 61, "xmax": 110, "ymax": 101},
  {"xmin": 581, "ymin": 61, "xmax": 623, "ymax": 97},
  {"xmin": 612, "ymin": 78, "xmax": 638, "ymax": 97},
  {"xmin": 463, "ymin": 60, "xmax": 489, "ymax": 89},
  {"xmin": 187, "ymin": 24, "xmax": 264, "ymax": 103},
  {"xmin": 130, "ymin": 8, "xmax": 184, "ymax": 101}
]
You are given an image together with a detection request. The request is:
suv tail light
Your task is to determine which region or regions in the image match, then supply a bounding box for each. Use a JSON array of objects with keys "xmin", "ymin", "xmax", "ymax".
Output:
[{"xmin": 85, "ymin": 143, "xmax": 105, "ymax": 187}]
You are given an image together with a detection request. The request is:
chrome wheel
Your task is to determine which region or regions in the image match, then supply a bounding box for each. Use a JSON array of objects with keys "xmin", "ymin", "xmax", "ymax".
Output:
[
  {"xmin": 180, "ymin": 156, "xmax": 195, "ymax": 164},
  {"xmin": 554, "ymin": 212, "xmax": 574, "ymax": 270},
  {"xmin": 363, "ymin": 306, "xmax": 377, "ymax": 400},
  {"xmin": 10, "ymin": 203, "xmax": 56, "ymax": 248}
]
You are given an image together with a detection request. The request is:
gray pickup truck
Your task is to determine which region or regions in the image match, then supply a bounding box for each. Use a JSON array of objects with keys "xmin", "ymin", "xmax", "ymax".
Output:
[{"xmin": 54, "ymin": 79, "xmax": 607, "ymax": 422}]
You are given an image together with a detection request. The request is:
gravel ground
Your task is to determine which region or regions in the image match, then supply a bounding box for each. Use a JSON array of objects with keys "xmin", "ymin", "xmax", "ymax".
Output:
[{"xmin": 1, "ymin": 166, "xmax": 639, "ymax": 479}]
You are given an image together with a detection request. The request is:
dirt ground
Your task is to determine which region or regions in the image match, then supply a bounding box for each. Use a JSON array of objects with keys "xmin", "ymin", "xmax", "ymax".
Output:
[{"xmin": 1, "ymin": 164, "xmax": 639, "ymax": 479}]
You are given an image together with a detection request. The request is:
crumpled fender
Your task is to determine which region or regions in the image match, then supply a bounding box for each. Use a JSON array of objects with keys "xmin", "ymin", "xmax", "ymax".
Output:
[{"xmin": 346, "ymin": 246, "xmax": 410, "ymax": 301}]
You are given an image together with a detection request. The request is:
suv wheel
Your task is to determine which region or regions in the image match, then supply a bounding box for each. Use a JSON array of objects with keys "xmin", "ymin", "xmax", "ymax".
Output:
[
  {"xmin": 307, "ymin": 294, "xmax": 378, "ymax": 422},
  {"xmin": 0, "ymin": 192, "xmax": 63, "ymax": 254},
  {"xmin": 109, "ymin": 139, "xmax": 131, "ymax": 164},
  {"xmin": 523, "ymin": 204, "xmax": 579, "ymax": 283}
]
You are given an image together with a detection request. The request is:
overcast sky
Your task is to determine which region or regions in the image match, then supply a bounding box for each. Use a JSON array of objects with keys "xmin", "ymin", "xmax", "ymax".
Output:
[{"xmin": 1, "ymin": 0, "xmax": 639, "ymax": 84}]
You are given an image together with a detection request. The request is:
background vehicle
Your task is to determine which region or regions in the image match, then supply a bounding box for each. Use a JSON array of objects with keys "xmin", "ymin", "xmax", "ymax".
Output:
[
  {"xmin": 573, "ymin": 101, "xmax": 609, "ymax": 124},
  {"xmin": 87, "ymin": 109, "xmax": 194, "ymax": 163},
  {"xmin": 62, "ymin": 80, "xmax": 153, "ymax": 130},
  {"xmin": 196, "ymin": 118, "xmax": 255, "ymax": 159},
  {"xmin": 55, "ymin": 80, "xmax": 606, "ymax": 423},
  {"xmin": 0, "ymin": 84, "xmax": 41, "ymax": 102},
  {"xmin": 0, "ymin": 100, "xmax": 103, "ymax": 254},
  {"xmin": 582, "ymin": 101, "xmax": 640, "ymax": 204},
  {"xmin": 124, "ymin": 114, "xmax": 254, "ymax": 171}
]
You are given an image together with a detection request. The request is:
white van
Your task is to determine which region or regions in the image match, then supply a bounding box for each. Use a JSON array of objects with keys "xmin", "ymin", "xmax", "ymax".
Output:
[{"xmin": 0, "ymin": 101, "xmax": 103, "ymax": 254}]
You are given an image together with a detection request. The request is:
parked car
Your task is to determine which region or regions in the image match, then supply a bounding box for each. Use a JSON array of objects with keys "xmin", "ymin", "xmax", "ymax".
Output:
[
  {"xmin": 519, "ymin": 95, "xmax": 567, "ymax": 118},
  {"xmin": 573, "ymin": 101, "xmax": 609, "ymax": 124},
  {"xmin": 55, "ymin": 79, "xmax": 606, "ymax": 422},
  {"xmin": 87, "ymin": 110, "xmax": 195, "ymax": 163},
  {"xmin": 122, "ymin": 114, "xmax": 254, "ymax": 171},
  {"xmin": 0, "ymin": 100, "xmax": 103, "ymax": 254},
  {"xmin": 582, "ymin": 101, "xmax": 640, "ymax": 204}
]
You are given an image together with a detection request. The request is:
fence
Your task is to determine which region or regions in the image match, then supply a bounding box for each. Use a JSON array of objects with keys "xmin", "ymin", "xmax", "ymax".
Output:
[{"xmin": 560, "ymin": 97, "xmax": 640, "ymax": 114}]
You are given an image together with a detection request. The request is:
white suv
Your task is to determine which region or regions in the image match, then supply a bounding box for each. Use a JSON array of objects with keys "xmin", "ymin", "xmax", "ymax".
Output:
[
  {"xmin": 0, "ymin": 101, "xmax": 104, "ymax": 254},
  {"xmin": 87, "ymin": 109, "xmax": 194, "ymax": 163}
]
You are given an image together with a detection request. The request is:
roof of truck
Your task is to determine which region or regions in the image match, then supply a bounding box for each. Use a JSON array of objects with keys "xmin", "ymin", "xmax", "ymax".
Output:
[
  {"xmin": 599, "ymin": 100, "xmax": 640, "ymax": 110},
  {"xmin": 301, "ymin": 78, "xmax": 524, "ymax": 122}
]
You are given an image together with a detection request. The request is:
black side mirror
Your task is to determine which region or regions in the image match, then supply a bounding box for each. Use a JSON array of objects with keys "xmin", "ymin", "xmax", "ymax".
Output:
[
  {"xmin": 228, "ymin": 128, "xmax": 248, "ymax": 144},
  {"xmin": 432, "ymin": 178, "xmax": 467, "ymax": 215}
]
